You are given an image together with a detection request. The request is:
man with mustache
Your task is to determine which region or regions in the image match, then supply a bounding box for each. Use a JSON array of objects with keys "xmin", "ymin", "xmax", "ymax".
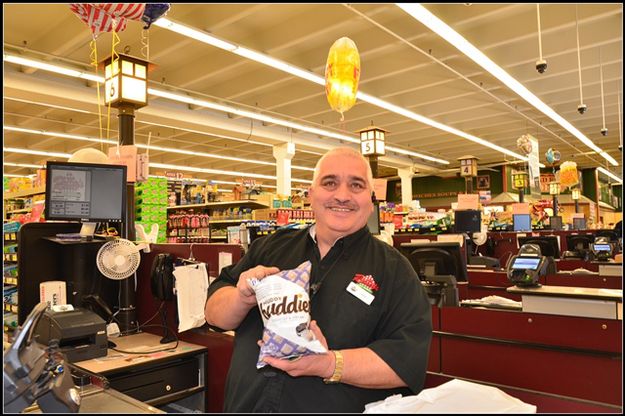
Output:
[{"xmin": 205, "ymin": 147, "xmax": 432, "ymax": 413}]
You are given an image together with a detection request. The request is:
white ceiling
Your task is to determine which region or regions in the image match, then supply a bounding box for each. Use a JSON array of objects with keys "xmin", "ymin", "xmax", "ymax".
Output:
[{"xmin": 3, "ymin": 3, "xmax": 623, "ymax": 187}]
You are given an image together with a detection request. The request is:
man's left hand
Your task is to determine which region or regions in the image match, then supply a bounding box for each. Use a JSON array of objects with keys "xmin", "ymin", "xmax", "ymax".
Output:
[{"xmin": 259, "ymin": 320, "xmax": 335, "ymax": 379}]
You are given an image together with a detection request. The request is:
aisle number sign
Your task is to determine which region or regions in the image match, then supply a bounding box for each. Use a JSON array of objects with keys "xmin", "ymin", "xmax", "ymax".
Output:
[
  {"xmin": 358, "ymin": 126, "xmax": 386, "ymax": 156},
  {"xmin": 458, "ymin": 155, "xmax": 478, "ymax": 177}
]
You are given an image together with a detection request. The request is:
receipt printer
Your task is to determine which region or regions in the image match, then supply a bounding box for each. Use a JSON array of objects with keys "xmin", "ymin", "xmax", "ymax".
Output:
[{"xmin": 34, "ymin": 307, "xmax": 107, "ymax": 363}]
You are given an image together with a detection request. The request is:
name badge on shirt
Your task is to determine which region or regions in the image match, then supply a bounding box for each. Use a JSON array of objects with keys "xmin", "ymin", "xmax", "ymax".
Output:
[{"xmin": 347, "ymin": 281, "xmax": 375, "ymax": 305}]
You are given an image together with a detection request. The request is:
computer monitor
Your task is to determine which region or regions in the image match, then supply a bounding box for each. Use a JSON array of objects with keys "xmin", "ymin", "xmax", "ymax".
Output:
[
  {"xmin": 399, "ymin": 242, "xmax": 468, "ymax": 282},
  {"xmin": 513, "ymin": 214, "xmax": 532, "ymax": 232},
  {"xmin": 517, "ymin": 236, "xmax": 560, "ymax": 259},
  {"xmin": 565, "ymin": 234, "xmax": 594, "ymax": 252},
  {"xmin": 572, "ymin": 217, "xmax": 587, "ymax": 230},
  {"xmin": 367, "ymin": 202, "xmax": 381, "ymax": 235},
  {"xmin": 454, "ymin": 210, "xmax": 481, "ymax": 233},
  {"xmin": 45, "ymin": 161, "xmax": 127, "ymax": 235}
]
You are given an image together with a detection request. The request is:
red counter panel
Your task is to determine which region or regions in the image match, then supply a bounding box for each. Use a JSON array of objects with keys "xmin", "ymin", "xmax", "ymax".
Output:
[{"xmin": 440, "ymin": 337, "xmax": 622, "ymax": 405}]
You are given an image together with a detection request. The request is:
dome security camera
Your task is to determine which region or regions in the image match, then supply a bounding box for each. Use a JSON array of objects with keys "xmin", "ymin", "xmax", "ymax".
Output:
[
  {"xmin": 601, "ymin": 128, "xmax": 608, "ymax": 136},
  {"xmin": 535, "ymin": 59, "xmax": 548, "ymax": 74},
  {"xmin": 577, "ymin": 104, "xmax": 587, "ymax": 115}
]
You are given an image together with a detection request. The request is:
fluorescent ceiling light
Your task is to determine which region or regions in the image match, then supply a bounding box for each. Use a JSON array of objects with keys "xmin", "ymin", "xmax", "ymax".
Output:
[
  {"xmin": 397, "ymin": 3, "xmax": 618, "ymax": 167},
  {"xmin": 3, "ymin": 53, "xmax": 446, "ymax": 165},
  {"xmin": 153, "ymin": 17, "xmax": 533, "ymax": 164},
  {"xmin": 4, "ymin": 162, "xmax": 46, "ymax": 169},
  {"xmin": 3, "ymin": 174, "xmax": 32, "ymax": 178},
  {"xmin": 3, "ymin": 147, "xmax": 313, "ymax": 184},
  {"xmin": 597, "ymin": 167, "xmax": 622, "ymax": 184},
  {"xmin": 154, "ymin": 18, "xmax": 237, "ymax": 51},
  {"xmin": 149, "ymin": 161, "xmax": 307, "ymax": 182},
  {"xmin": 3, "ymin": 147, "xmax": 72, "ymax": 158},
  {"xmin": 3, "ymin": 53, "xmax": 102, "ymax": 83},
  {"xmin": 4, "ymin": 125, "xmax": 313, "ymax": 171}
]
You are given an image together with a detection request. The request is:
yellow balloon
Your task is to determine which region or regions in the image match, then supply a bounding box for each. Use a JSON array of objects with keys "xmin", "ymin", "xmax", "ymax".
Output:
[{"xmin": 325, "ymin": 37, "xmax": 360, "ymax": 120}]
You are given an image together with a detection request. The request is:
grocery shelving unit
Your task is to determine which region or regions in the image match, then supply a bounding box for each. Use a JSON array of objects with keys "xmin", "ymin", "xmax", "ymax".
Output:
[{"xmin": 166, "ymin": 200, "xmax": 270, "ymax": 242}]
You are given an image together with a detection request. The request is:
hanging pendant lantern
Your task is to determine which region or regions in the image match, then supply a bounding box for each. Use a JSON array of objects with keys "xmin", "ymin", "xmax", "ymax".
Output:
[{"xmin": 325, "ymin": 37, "xmax": 360, "ymax": 121}]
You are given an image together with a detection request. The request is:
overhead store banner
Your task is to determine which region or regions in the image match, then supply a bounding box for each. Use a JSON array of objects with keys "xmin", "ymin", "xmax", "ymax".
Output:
[{"xmin": 527, "ymin": 135, "xmax": 541, "ymax": 200}]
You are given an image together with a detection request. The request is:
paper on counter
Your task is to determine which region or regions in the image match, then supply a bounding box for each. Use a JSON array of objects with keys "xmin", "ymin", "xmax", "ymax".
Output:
[{"xmin": 363, "ymin": 379, "xmax": 536, "ymax": 413}]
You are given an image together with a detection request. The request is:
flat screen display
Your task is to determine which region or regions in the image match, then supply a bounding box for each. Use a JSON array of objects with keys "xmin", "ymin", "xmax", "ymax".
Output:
[
  {"xmin": 593, "ymin": 244, "xmax": 611, "ymax": 252},
  {"xmin": 513, "ymin": 214, "xmax": 531, "ymax": 232},
  {"xmin": 454, "ymin": 210, "xmax": 481, "ymax": 233},
  {"xmin": 511, "ymin": 257, "xmax": 541, "ymax": 270},
  {"xmin": 44, "ymin": 161, "xmax": 127, "ymax": 223}
]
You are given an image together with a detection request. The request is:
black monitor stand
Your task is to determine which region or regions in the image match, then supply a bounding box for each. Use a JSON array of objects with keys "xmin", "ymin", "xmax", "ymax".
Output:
[{"xmin": 422, "ymin": 275, "xmax": 459, "ymax": 308}]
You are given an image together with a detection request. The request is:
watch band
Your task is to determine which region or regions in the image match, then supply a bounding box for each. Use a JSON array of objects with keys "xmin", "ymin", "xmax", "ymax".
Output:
[{"xmin": 323, "ymin": 350, "xmax": 343, "ymax": 384}]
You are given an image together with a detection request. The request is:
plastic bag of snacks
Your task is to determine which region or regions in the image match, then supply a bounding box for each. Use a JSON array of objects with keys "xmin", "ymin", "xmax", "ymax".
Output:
[
  {"xmin": 248, "ymin": 261, "xmax": 327, "ymax": 368},
  {"xmin": 559, "ymin": 161, "xmax": 579, "ymax": 189}
]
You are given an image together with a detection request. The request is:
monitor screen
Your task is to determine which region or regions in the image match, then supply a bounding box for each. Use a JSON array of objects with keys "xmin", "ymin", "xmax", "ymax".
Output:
[
  {"xmin": 454, "ymin": 210, "xmax": 481, "ymax": 233},
  {"xmin": 572, "ymin": 217, "xmax": 586, "ymax": 230},
  {"xmin": 44, "ymin": 161, "xmax": 127, "ymax": 223},
  {"xmin": 399, "ymin": 242, "xmax": 468, "ymax": 282},
  {"xmin": 367, "ymin": 203, "xmax": 381, "ymax": 235},
  {"xmin": 511, "ymin": 257, "xmax": 541, "ymax": 270},
  {"xmin": 593, "ymin": 244, "xmax": 611, "ymax": 252},
  {"xmin": 513, "ymin": 214, "xmax": 532, "ymax": 232},
  {"xmin": 517, "ymin": 236, "xmax": 560, "ymax": 259}
]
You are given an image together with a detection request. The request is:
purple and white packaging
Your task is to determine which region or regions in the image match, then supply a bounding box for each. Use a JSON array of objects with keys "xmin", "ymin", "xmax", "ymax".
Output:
[{"xmin": 248, "ymin": 261, "xmax": 327, "ymax": 368}]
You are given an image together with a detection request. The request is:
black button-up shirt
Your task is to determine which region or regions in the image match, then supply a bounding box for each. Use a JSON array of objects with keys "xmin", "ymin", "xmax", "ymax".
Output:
[{"xmin": 207, "ymin": 225, "xmax": 432, "ymax": 413}]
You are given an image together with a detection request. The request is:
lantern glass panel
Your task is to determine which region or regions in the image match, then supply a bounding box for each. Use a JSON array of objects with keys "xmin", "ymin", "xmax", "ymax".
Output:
[
  {"xmin": 572, "ymin": 188, "xmax": 580, "ymax": 200},
  {"xmin": 368, "ymin": 130, "xmax": 374, "ymax": 140},
  {"xmin": 135, "ymin": 64, "xmax": 146, "ymax": 79},
  {"xmin": 121, "ymin": 77, "xmax": 146, "ymax": 103},
  {"xmin": 377, "ymin": 141, "xmax": 385, "ymax": 155},
  {"xmin": 122, "ymin": 60, "xmax": 134, "ymax": 76},
  {"xmin": 105, "ymin": 76, "xmax": 119, "ymax": 103}
]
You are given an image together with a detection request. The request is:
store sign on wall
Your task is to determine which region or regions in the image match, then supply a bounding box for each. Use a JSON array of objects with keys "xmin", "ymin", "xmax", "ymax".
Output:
[{"xmin": 413, "ymin": 191, "xmax": 459, "ymax": 199}]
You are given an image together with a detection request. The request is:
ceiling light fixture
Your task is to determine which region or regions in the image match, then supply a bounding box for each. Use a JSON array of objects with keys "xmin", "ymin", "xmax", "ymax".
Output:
[
  {"xmin": 3, "ymin": 52, "xmax": 447, "ymax": 165},
  {"xmin": 3, "ymin": 147, "xmax": 72, "ymax": 158},
  {"xmin": 154, "ymin": 17, "xmax": 527, "ymax": 164},
  {"xmin": 3, "ymin": 125, "xmax": 313, "ymax": 171},
  {"xmin": 3, "ymin": 53, "xmax": 101, "ymax": 82},
  {"xmin": 597, "ymin": 167, "xmax": 622, "ymax": 184},
  {"xmin": 396, "ymin": 3, "xmax": 618, "ymax": 167},
  {"xmin": 3, "ymin": 147, "xmax": 313, "ymax": 184},
  {"xmin": 4, "ymin": 162, "xmax": 46, "ymax": 169}
]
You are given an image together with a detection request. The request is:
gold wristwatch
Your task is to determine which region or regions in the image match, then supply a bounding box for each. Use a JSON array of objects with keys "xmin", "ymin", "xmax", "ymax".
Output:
[{"xmin": 323, "ymin": 350, "xmax": 343, "ymax": 384}]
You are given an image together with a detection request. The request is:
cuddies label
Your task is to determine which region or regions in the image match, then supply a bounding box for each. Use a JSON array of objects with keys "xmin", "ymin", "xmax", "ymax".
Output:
[{"xmin": 249, "ymin": 262, "xmax": 327, "ymax": 368}]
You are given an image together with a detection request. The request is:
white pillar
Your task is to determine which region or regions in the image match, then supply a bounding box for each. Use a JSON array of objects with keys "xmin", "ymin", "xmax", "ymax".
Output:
[
  {"xmin": 273, "ymin": 142, "xmax": 296, "ymax": 197},
  {"xmin": 397, "ymin": 167, "xmax": 415, "ymax": 207}
]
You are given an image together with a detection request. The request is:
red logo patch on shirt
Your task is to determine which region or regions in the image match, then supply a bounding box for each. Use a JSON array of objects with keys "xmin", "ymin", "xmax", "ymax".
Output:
[{"xmin": 352, "ymin": 274, "xmax": 379, "ymax": 294}]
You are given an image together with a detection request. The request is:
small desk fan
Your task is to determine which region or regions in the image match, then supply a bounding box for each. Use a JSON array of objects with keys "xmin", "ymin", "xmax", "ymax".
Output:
[{"xmin": 96, "ymin": 239, "xmax": 141, "ymax": 280}]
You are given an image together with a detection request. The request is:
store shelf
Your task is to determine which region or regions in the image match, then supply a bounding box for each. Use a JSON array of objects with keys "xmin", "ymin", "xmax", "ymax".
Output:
[
  {"xmin": 209, "ymin": 219, "xmax": 254, "ymax": 224},
  {"xmin": 3, "ymin": 187, "xmax": 46, "ymax": 199},
  {"xmin": 4, "ymin": 304, "xmax": 18, "ymax": 313},
  {"xmin": 167, "ymin": 200, "xmax": 269, "ymax": 210},
  {"xmin": 4, "ymin": 276, "xmax": 18, "ymax": 286}
]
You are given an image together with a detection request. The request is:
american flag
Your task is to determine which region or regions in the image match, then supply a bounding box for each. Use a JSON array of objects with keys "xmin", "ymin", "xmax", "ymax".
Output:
[{"xmin": 70, "ymin": 3, "xmax": 146, "ymax": 38}]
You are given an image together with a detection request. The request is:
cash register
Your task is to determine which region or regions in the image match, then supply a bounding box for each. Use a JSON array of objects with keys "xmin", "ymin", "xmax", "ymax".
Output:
[
  {"xmin": 506, "ymin": 244, "xmax": 549, "ymax": 287},
  {"xmin": 591, "ymin": 236, "xmax": 614, "ymax": 262}
]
